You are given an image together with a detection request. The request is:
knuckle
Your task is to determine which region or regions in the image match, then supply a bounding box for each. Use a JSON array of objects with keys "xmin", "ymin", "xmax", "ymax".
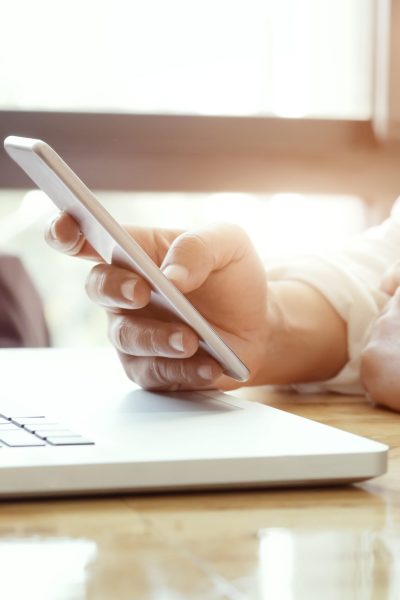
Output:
[
  {"xmin": 146, "ymin": 358, "xmax": 189, "ymax": 388},
  {"xmin": 129, "ymin": 356, "xmax": 199, "ymax": 391},
  {"xmin": 150, "ymin": 358, "xmax": 171, "ymax": 386},
  {"xmin": 96, "ymin": 267, "xmax": 111, "ymax": 299},
  {"xmin": 219, "ymin": 222, "xmax": 249, "ymax": 243},
  {"xmin": 226, "ymin": 224, "xmax": 251, "ymax": 255},
  {"xmin": 223, "ymin": 222, "xmax": 248, "ymax": 238},
  {"xmin": 173, "ymin": 231, "xmax": 214, "ymax": 269},
  {"xmin": 175, "ymin": 232, "xmax": 207, "ymax": 255},
  {"xmin": 123, "ymin": 357, "xmax": 161, "ymax": 391},
  {"xmin": 86, "ymin": 264, "xmax": 107, "ymax": 300},
  {"xmin": 110, "ymin": 316, "xmax": 132, "ymax": 352},
  {"xmin": 110, "ymin": 318, "xmax": 169, "ymax": 357},
  {"xmin": 138, "ymin": 326, "xmax": 160, "ymax": 355},
  {"xmin": 177, "ymin": 360, "xmax": 193, "ymax": 385}
]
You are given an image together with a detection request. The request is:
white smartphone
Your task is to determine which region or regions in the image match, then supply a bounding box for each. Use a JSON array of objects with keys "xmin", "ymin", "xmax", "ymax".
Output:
[{"xmin": 4, "ymin": 136, "xmax": 249, "ymax": 382}]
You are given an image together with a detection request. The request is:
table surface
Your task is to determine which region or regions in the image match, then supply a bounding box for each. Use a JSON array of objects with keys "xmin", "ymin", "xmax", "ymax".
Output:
[{"xmin": 1, "ymin": 386, "xmax": 399, "ymax": 600}]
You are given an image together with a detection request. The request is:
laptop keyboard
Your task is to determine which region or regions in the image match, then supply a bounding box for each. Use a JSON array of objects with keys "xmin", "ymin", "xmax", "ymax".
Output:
[{"xmin": 0, "ymin": 415, "xmax": 94, "ymax": 447}]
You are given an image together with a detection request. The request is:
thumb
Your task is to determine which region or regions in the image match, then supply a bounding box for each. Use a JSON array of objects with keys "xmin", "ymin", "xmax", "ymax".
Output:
[{"xmin": 160, "ymin": 224, "xmax": 249, "ymax": 293}]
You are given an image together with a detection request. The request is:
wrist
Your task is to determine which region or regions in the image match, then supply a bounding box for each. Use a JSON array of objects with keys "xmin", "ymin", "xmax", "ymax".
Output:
[
  {"xmin": 257, "ymin": 280, "xmax": 348, "ymax": 385},
  {"xmin": 245, "ymin": 282, "xmax": 287, "ymax": 386}
]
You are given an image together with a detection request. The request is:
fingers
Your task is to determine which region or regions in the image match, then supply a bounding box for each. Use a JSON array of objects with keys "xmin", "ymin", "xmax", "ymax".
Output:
[
  {"xmin": 45, "ymin": 212, "xmax": 99, "ymax": 260},
  {"xmin": 381, "ymin": 260, "xmax": 400, "ymax": 296},
  {"xmin": 108, "ymin": 313, "xmax": 199, "ymax": 358},
  {"xmin": 160, "ymin": 224, "xmax": 250, "ymax": 293},
  {"xmin": 85, "ymin": 263, "xmax": 151, "ymax": 310},
  {"xmin": 118, "ymin": 351, "xmax": 223, "ymax": 391},
  {"xmin": 46, "ymin": 216, "xmax": 251, "ymax": 302}
]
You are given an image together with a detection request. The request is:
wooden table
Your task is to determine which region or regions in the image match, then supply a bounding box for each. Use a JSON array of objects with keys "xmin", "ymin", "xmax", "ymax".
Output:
[{"xmin": 1, "ymin": 388, "xmax": 399, "ymax": 600}]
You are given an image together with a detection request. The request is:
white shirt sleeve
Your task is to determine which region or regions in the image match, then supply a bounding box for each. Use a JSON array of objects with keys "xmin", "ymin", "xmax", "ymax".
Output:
[{"xmin": 266, "ymin": 207, "xmax": 400, "ymax": 395}]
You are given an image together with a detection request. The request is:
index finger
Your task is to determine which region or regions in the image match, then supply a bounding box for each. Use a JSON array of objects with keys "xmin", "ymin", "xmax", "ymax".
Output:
[{"xmin": 45, "ymin": 212, "xmax": 100, "ymax": 260}]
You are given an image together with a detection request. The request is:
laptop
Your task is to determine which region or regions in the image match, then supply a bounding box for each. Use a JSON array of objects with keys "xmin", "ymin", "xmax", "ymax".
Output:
[{"xmin": 0, "ymin": 347, "xmax": 387, "ymax": 498}]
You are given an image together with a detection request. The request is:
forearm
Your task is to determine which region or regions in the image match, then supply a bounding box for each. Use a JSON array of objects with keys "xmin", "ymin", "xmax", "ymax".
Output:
[{"xmin": 254, "ymin": 280, "xmax": 348, "ymax": 386}]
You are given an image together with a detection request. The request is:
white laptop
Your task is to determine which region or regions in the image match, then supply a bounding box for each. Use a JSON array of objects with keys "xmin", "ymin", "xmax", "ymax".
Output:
[{"xmin": 0, "ymin": 347, "xmax": 387, "ymax": 498}]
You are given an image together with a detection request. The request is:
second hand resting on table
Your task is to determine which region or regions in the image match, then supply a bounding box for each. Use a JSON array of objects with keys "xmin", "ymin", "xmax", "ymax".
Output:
[
  {"xmin": 45, "ymin": 213, "xmax": 347, "ymax": 393},
  {"xmin": 46, "ymin": 212, "xmax": 400, "ymax": 413},
  {"xmin": 361, "ymin": 261, "xmax": 400, "ymax": 412}
]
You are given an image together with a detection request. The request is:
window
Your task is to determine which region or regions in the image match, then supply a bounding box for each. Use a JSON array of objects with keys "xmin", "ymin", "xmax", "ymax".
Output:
[{"xmin": 1, "ymin": 0, "xmax": 373, "ymax": 118}]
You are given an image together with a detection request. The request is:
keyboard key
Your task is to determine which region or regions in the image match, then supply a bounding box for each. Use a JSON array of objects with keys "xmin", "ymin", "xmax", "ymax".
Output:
[
  {"xmin": 25, "ymin": 423, "xmax": 65, "ymax": 432},
  {"xmin": 46, "ymin": 436, "xmax": 94, "ymax": 446},
  {"xmin": 11, "ymin": 417, "xmax": 46, "ymax": 425},
  {"xmin": 37, "ymin": 430, "xmax": 75, "ymax": 439},
  {"xmin": 0, "ymin": 412, "xmax": 91, "ymax": 447},
  {"xmin": 9, "ymin": 415, "xmax": 45, "ymax": 419},
  {"xmin": 0, "ymin": 431, "xmax": 46, "ymax": 447},
  {"xmin": 0, "ymin": 424, "xmax": 21, "ymax": 431}
]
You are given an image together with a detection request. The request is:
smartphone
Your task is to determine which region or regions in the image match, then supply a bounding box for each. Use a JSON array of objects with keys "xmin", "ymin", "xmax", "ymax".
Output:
[{"xmin": 4, "ymin": 136, "xmax": 249, "ymax": 382}]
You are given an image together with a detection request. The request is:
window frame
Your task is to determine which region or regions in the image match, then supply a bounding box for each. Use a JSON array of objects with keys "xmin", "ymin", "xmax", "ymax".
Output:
[
  {"xmin": 373, "ymin": 0, "xmax": 400, "ymax": 142},
  {"xmin": 1, "ymin": 0, "xmax": 399, "ymax": 223},
  {"xmin": 1, "ymin": 111, "xmax": 400, "ymax": 196}
]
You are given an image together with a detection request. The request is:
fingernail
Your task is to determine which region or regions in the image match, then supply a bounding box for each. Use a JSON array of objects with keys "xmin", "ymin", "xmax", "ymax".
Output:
[
  {"xmin": 168, "ymin": 331, "xmax": 185, "ymax": 352},
  {"xmin": 162, "ymin": 264, "xmax": 189, "ymax": 284},
  {"xmin": 197, "ymin": 365, "xmax": 213, "ymax": 380},
  {"xmin": 49, "ymin": 217, "xmax": 83, "ymax": 253},
  {"xmin": 121, "ymin": 279, "xmax": 137, "ymax": 302},
  {"xmin": 49, "ymin": 218, "xmax": 58, "ymax": 241}
]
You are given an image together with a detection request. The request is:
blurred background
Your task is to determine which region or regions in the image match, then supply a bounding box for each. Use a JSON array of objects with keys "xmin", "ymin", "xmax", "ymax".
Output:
[{"xmin": 0, "ymin": 0, "xmax": 399, "ymax": 347}]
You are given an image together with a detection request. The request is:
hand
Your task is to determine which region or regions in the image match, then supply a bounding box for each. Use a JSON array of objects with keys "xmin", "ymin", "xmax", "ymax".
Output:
[
  {"xmin": 45, "ymin": 213, "xmax": 270, "ymax": 391},
  {"xmin": 361, "ymin": 261, "xmax": 400, "ymax": 411}
]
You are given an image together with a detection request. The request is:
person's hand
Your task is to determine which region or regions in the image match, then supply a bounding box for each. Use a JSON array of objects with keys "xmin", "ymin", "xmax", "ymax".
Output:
[
  {"xmin": 45, "ymin": 213, "xmax": 270, "ymax": 391},
  {"xmin": 361, "ymin": 261, "xmax": 400, "ymax": 411}
]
